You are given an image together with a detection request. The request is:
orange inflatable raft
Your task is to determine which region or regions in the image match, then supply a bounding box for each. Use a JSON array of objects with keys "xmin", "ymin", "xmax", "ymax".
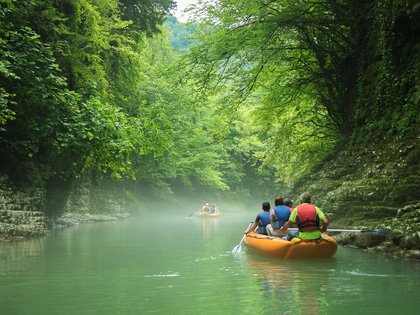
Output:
[{"xmin": 244, "ymin": 232, "xmax": 337, "ymax": 259}]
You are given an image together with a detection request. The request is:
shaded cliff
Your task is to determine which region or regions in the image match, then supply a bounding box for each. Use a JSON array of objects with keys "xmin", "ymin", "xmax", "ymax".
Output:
[
  {"xmin": 292, "ymin": 131, "xmax": 420, "ymax": 222},
  {"xmin": 289, "ymin": 2, "xmax": 420, "ymax": 259}
]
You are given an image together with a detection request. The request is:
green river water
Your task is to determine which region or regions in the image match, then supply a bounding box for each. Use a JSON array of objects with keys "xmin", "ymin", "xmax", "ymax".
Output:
[{"xmin": 1, "ymin": 210, "xmax": 419, "ymax": 314}]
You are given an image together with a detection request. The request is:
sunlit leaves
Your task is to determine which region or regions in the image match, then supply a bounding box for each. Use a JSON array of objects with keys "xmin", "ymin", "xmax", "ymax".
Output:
[
  {"xmin": 0, "ymin": 0, "xmax": 280, "ymax": 199},
  {"xmin": 185, "ymin": 0, "xmax": 360, "ymax": 184},
  {"xmin": 0, "ymin": 0, "xmax": 174, "ymax": 182}
]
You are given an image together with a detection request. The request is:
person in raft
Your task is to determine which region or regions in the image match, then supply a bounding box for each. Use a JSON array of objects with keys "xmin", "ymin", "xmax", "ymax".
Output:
[
  {"xmin": 266, "ymin": 195, "xmax": 291, "ymax": 237},
  {"xmin": 284, "ymin": 198, "xmax": 297, "ymax": 228},
  {"xmin": 279, "ymin": 192, "xmax": 329, "ymax": 241},
  {"xmin": 245, "ymin": 201, "xmax": 271, "ymax": 235},
  {"xmin": 209, "ymin": 204, "xmax": 217, "ymax": 214},
  {"xmin": 284, "ymin": 198, "xmax": 294, "ymax": 211},
  {"xmin": 202, "ymin": 203, "xmax": 210, "ymax": 214}
]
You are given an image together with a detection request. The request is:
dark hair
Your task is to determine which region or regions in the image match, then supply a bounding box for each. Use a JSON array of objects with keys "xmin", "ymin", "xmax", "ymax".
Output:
[
  {"xmin": 300, "ymin": 192, "xmax": 311, "ymax": 204},
  {"xmin": 284, "ymin": 198, "xmax": 293, "ymax": 207},
  {"xmin": 274, "ymin": 195, "xmax": 284, "ymax": 206},
  {"xmin": 262, "ymin": 201, "xmax": 270, "ymax": 211}
]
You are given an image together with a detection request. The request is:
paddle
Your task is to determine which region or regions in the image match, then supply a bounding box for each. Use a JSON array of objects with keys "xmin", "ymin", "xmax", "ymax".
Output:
[
  {"xmin": 187, "ymin": 210, "xmax": 201, "ymax": 217},
  {"xmin": 232, "ymin": 222, "xmax": 253, "ymax": 253},
  {"xmin": 287, "ymin": 228, "xmax": 389, "ymax": 236}
]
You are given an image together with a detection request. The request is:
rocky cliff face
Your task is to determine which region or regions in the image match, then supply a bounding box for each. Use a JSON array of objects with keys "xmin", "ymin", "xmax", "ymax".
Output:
[
  {"xmin": 0, "ymin": 173, "xmax": 49, "ymax": 240},
  {"xmin": 291, "ymin": 132, "xmax": 420, "ymax": 260},
  {"xmin": 0, "ymin": 169, "xmax": 129, "ymax": 241}
]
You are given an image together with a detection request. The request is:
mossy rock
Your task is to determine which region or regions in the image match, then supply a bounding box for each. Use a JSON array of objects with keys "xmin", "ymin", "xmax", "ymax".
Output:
[
  {"xmin": 333, "ymin": 231, "xmax": 386, "ymax": 248},
  {"xmin": 384, "ymin": 176, "xmax": 420, "ymax": 203},
  {"xmin": 399, "ymin": 233, "xmax": 420, "ymax": 250},
  {"xmin": 342, "ymin": 205, "xmax": 398, "ymax": 221}
]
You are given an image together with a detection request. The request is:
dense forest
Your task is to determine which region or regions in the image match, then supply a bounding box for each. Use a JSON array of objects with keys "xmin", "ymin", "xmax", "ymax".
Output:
[
  {"xmin": 0, "ymin": 0, "xmax": 280, "ymax": 216},
  {"xmin": 1, "ymin": 0, "xmax": 420, "ymax": 248}
]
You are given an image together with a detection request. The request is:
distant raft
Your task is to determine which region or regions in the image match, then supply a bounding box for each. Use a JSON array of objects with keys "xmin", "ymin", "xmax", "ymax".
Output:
[
  {"xmin": 198, "ymin": 212, "xmax": 220, "ymax": 218},
  {"xmin": 244, "ymin": 232, "xmax": 337, "ymax": 259}
]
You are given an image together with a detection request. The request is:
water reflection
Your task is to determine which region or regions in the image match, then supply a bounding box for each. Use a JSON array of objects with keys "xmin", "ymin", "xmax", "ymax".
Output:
[
  {"xmin": 0, "ymin": 237, "xmax": 46, "ymax": 276},
  {"xmin": 200, "ymin": 217, "xmax": 220, "ymax": 239},
  {"xmin": 245, "ymin": 255, "xmax": 336, "ymax": 314}
]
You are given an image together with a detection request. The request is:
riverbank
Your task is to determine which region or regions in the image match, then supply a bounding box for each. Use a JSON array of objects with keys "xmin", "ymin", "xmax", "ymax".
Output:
[
  {"xmin": 1, "ymin": 173, "xmax": 419, "ymax": 261},
  {"xmin": 48, "ymin": 211, "xmax": 131, "ymax": 229},
  {"xmin": 334, "ymin": 232, "xmax": 420, "ymax": 261},
  {"xmin": 2, "ymin": 208, "xmax": 420, "ymax": 261},
  {"xmin": 0, "ymin": 169, "xmax": 132, "ymax": 242},
  {"xmin": 331, "ymin": 203, "xmax": 420, "ymax": 261},
  {"xmin": 0, "ymin": 211, "xmax": 131, "ymax": 242}
]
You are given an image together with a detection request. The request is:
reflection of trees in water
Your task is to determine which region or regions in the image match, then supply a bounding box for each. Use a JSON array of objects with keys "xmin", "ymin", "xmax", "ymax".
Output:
[
  {"xmin": 246, "ymin": 256, "xmax": 335, "ymax": 314},
  {"xmin": 0, "ymin": 237, "xmax": 46, "ymax": 274}
]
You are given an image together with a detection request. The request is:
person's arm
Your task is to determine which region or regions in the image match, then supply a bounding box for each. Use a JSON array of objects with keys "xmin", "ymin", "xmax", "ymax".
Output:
[
  {"xmin": 320, "ymin": 218, "xmax": 329, "ymax": 233},
  {"xmin": 279, "ymin": 220, "xmax": 293, "ymax": 233},
  {"xmin": 245, "ymin": 222, "xmax": 258, "ymax": 234},
  {"xmin": 269, "ymin": 209, "xmax": 275, "ymax": 222}
]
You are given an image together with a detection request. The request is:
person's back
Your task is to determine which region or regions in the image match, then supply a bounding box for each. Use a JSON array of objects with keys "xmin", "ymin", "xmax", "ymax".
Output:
[
  {"xmin": 282, "ymin": 192, "xmax": 329, "ymax": 240},
  {"xmin": 284, "ymin": 198, "xmax": 294, "ymax": 211},
  {"xmin": 271, "ymin": 205, "xmax": 291, "ymax": 229},
  {"xmin": 293, "ymin": 203, "xmax": 320, "ymax": 239},
  {"xmin": 202, "ymin": 203, "xmax": 210, "ymax": 213},
  {"xmin": 266, "ymin": 195, "xmax": 289, "ymax": 237},
  {"xmin": 245, "ymin": 201, "xmax": 271, "ymax": 235},
  {"xmin": 258, "ymin": 209, "xmax": 271, "ymax": 234},
  {"xmin": 209, "ymin": 204, "xmax": 216, "ymax": 214},
  {"xmin": 284, "ymin": 198, "xmax": 296, "ymax": 227}
]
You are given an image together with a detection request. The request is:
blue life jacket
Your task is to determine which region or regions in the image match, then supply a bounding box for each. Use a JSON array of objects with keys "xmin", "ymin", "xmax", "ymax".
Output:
[
  {"xmin": 271, "ymin": 205, "xmax": 291, "ymax": 229},
  {"xmin": 258, "ymin": 211, "xmax": 271, "ymax": 234}
]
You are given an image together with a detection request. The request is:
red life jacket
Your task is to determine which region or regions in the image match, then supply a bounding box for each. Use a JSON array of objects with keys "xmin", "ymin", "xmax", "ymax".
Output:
[
  {"xmin": 296, "ymin": 204, "xmax": 320, "ymax": 232},
  {"xmin": 289, "ymin": 207, "xmax": 297, "ymax": 227}
]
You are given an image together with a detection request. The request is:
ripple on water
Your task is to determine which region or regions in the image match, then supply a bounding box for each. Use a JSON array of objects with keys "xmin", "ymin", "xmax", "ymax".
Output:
[{"xmin": 144, "ymin": 272, "xmax": 180, "ymax": 278}]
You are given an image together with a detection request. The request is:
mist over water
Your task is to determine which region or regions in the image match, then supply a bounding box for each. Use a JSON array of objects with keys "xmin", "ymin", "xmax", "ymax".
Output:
[
  {"xmin": 136, "ymin": 190, "xmax": 267, "ymax": 216},
  {"xmin": 1, "ymin": 209, "xmax": 419, "ymax": 314}
]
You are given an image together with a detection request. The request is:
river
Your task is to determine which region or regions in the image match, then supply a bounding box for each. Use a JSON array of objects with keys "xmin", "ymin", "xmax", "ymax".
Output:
[{"xmin": 1, "ymin": 210, "xmax": 419, "ymax": 314}]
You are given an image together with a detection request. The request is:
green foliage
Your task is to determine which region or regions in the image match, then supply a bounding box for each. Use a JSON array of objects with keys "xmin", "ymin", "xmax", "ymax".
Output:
[
  {"xmin": 0, "ymin": 24, "xmax": 76, "ymax": 158},
  {"xmin": 184, "ymin": 0, "xmax": 420, "ymax": 185},
  {"xmin": 0, "ymin": 70, "xmax": 16, "ymax": 130},
  {"xmin": 0, "ymin": 0, "xmax": 182, "ymax": 183},
  {"xmin": 353, "ymin": 0, "xmax": 420, "ymax": 141},
  {"xmin": 185, "ymin": 0, "xmax": 356, "ymax": 183},
  {"xmin": 213, "ymin": 106, "xmax": 279, "ymax": 197},
  {"xmin": 165, "ymin": 16, "xmax": 198, "ymax": 50},
  {"xmin": 0, "ymin": 0, "xmax": 290, "ymax": 202},
  {"xmin": 0, "ymin": 14, "xmax": 139, "ymax": 179},
  {"xmin": 128, "ymin": 31, "xmax": 232, "ymax": 193},
  {"xmin": 254, "ymin": 97, "xmax": 337, "ymax": 183},
  {"xmin": 118, "ymin": 0, "xmax": 176, "ymax": 38}
]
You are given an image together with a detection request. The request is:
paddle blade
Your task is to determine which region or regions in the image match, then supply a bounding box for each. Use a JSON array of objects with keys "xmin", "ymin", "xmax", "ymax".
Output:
[
  {"xmin": 362, "ymin": 229, "xmax": 389, "ymax": 236},
  {"xmin": 232, "ymin": 245, "xmax": 242, "ymax": 253}
]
